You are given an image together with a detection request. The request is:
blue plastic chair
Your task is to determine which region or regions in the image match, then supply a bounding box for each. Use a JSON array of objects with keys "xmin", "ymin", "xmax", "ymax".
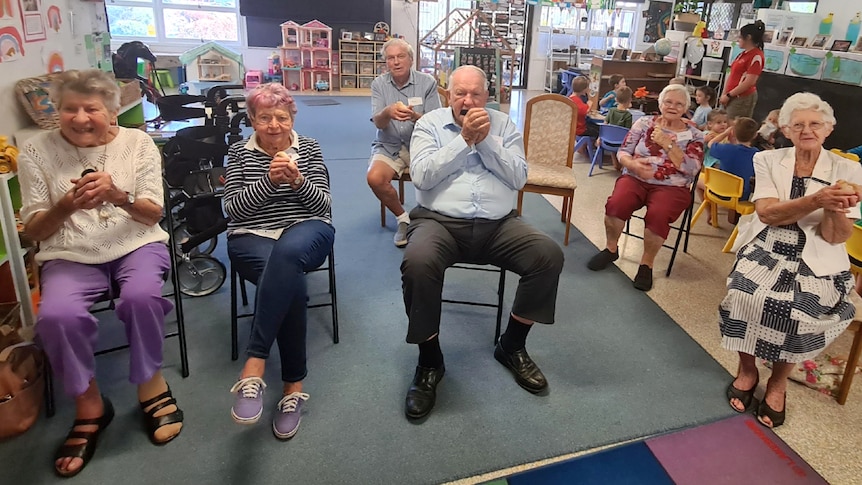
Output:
[
  {"xmin": 589, "ymin": 123, "xmax": 630, "ymax": 177},
  {"xmin": 574, "ymin": 135, "xmax": 596, "ymax": 162}
]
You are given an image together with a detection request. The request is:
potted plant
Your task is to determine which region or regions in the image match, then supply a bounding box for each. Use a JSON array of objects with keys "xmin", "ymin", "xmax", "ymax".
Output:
[{"xmin": 674, "ymin": 0, "xmax": 701, "ymax": 32}]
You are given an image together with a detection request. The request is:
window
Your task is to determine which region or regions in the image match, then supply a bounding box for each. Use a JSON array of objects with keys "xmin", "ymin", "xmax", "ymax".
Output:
[{"xmin": 106, "ymin": 0, "xmax": 240, "ymax": 45}]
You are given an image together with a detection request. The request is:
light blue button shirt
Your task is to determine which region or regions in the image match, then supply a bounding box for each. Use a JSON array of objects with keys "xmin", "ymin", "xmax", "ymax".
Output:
[{"xmin": 409, "ymin": 107, "xmax": 527, "ymax": 220}]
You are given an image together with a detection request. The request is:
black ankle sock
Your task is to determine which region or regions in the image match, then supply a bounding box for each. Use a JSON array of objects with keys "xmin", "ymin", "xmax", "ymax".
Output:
[
  {"xmin": 500, "ymin": 315, "xmax": 532, "ymax": 352},
  {"xmin": 418, "ymin": 337, "xmax": 444, "ymax": 368}
]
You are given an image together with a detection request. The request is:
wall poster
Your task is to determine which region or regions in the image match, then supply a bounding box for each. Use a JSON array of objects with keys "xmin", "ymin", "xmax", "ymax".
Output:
[{"xmin": 19, "ymin": 0, "xmax": 46, "ymax": 42}]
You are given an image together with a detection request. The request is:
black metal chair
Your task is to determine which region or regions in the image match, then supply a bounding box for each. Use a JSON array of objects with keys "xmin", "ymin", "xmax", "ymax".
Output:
[
  {"xmin": 443, "ymin": 264, "xmax": 507, "ymax": 345},
  {"xmin": 44, "ymin": 224, "xmax": 189, "ymax": 417},
  {"xmin": 622, "ymin": 169, "xmax": 700, "ymax": 277},
  {"xmin": 230, "ymin": 249, "xmax": 339, "ymax": 360}
]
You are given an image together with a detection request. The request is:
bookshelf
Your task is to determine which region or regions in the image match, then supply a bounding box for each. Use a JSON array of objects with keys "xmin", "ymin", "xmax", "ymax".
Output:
[{"xmin": 339, "ymin": 40, "xmax": 387, "ymax": 91}]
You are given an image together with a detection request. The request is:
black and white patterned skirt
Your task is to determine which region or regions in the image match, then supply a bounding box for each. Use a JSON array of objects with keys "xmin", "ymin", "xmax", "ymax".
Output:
[{"xmin": 719, "ymin": 224, "xmax": 855, "ymax": 363}]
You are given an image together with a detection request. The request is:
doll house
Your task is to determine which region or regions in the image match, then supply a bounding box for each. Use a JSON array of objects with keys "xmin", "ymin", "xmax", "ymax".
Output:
[
  {"xmin": 180, "ymin": 42, "xmax": 243, "ymax": 93},
  {"xmin": 280, "ymin": 20, "xmax": 333, "ymax": 91}
]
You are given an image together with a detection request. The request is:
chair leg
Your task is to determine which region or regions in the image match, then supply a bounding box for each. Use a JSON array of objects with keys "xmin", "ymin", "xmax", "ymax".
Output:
[
  {"xmin": 837, "ymin": 326, "xmax": 862, "ymax": 405},
  {"xmin": 44, "ymin": 358, "xmax": 55, "ymax": 418},
  {"xmin": 516, "ymin": 190, "xmax": 524, "ymax": 216},
  {"xmin": 166, "ymin": 237, "xmax": 189, "ymax": 378},
  {"xmin": 564, "ymin": 193, "xmax": 573, "ymax": 246},
  {"xmin": 230, "ymin": 268, "xmax": 239, "ymax": 361},
  {"xmin": 589, "ymin": 146, "xmax": 602, "ymax": 177},
  {"xmin": 560, "ymin": 197, "xmax": 568, "ymax": 223},
  {"xmin": 710, "ymin": 204, "xmax": 719, "ymax": 228},
  {"xmin": 495, "ymin": 269, "xmax": 506, "ymax": 345},
  {"xmin": 328, "ymin": 249, "xmax": 339, "ymax": 344},
  {"xmin": 398, "ymin": 178, "xmax": 405, "ymax": 205},
  {"xmin": 380, "ymin": 202, "xmax": 386, "ymax": 227},
  {"xmin": 722, "ymin": 226, "xmax": 739, "ymax": 253},
  {"xmin": 666, "ymin": 206, "xmax": 691, "ymax": 277},
  {"xmin": 691, "ymin": 200, "xmax": 708, "ymax": 227}
]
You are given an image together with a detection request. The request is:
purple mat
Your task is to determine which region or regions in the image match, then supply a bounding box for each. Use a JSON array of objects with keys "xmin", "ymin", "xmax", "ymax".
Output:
[{"xmin": 647, "ymin": 414, "xmax": 826, "ymax": 485}]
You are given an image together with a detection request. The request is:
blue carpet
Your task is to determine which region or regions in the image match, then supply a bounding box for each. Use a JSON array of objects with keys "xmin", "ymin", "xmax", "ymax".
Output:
[{"xmin": 0, "ymin": 96, "xmax": 738, "ymax": 484}]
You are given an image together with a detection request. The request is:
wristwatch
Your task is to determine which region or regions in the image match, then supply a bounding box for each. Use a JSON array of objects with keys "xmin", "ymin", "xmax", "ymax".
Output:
[
  {"xmin": 120, "ymin": 192, "xmax": 135, "ymax": 207},
  {"xmin": 290, "ymin": 173, "xmax": 305, "ymax": 188}
]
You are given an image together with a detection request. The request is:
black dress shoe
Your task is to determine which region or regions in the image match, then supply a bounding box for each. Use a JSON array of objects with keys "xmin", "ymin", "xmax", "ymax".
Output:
[
  {"xmin": 405, "ymin": 365, "xmax": 445, "ymax": 420},
  {"xmin": 494, "ymin": 342, "xmax": 548, "ymax": 394}
]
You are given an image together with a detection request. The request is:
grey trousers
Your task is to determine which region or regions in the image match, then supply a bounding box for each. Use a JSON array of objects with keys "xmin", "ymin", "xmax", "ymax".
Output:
[
  {"xmin": 401, "ymin": 206, "xmax": 565, "ymax": 344},
  {"xmin": 725, "ymin": 91, "xmax": 757, "ymax": 119}
]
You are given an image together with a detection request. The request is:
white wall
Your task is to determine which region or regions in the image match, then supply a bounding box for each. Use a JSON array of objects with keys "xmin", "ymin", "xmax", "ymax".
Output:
[
  {"xmin": 814, "ymin": 1, "xmax": 861, "ymax": 42},
  {"xmin": 0, "ymin": 0, "xmax": 107, "ymax": 137}
]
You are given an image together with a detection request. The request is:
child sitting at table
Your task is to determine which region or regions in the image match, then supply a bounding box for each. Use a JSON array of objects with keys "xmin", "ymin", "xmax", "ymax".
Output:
[
  {"xmin": 708, "ymin": 117, "xmax": 759, "ymax": 201},
  {"xmin": 691, "ymin": 86, "xmax": 715, "ymax": 130},
  {"xmin": 605, "ymin": 86, "xmax": 633, "ymax": 129},
  {"xmin": 569, "ymin": 75, "xmax": 599, "ymax": 138},
  {"xmin": 599, "ymin": 74, "xmax": 626, "ymax": 110}
]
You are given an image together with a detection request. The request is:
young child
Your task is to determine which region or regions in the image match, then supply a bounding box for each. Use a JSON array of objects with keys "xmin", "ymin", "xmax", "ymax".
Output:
[
  {"xmin": 605, "ymin": 86, "xmax": 633, "ymax": 129},
  {"xmin": 756, "ymin": 109, "xmax": 780, "ymax": 143},
  {"xmin": 691, "ymin": 86, "xmax": 715, "ymax": 130},
  {"xmin": 669, "ymin": 76, "xmax": 686, "ymax": 85},
  {"xmin": 599, "ymin": 74, "xmax": 626, "ymax": 110},
  {"xmin": 602, "ymin": 86, "xmax": 633, "ymax": 170},
  {"xmin": 708, "ymin": 117, "xmax": 760, "ymax": 201},
  {"xmin": 568, "ymin": 75, "xmax": 599, "ymax": 138},
  {"xmin": 702, "ymin": 109, "xmax": 730, "ymax": 168}
]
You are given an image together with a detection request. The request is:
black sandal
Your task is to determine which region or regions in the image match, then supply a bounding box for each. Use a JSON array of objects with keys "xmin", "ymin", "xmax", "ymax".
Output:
[
  {"xmin": 54, "ymin": 395, "xmax": 115, "ymax": 478},
  {"xmin": 726, "ymin": 382, "xmax": 757, "ymax": 413},
  {"xmin": 139, "ymin": 386, "xmax": 184, "ymax": 445},
  {"xmin": 756, "ymin": 395, "xmax": 786, "ymax": 428}
]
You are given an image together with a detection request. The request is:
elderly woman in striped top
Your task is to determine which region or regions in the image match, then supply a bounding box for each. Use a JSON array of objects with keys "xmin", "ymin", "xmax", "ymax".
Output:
[{"xmin": 224, "ymin": 82, "xmax": 334, "ymax": 440}]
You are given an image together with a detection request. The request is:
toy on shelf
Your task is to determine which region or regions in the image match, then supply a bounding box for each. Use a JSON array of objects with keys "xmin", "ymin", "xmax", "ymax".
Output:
[
  {"xmin": 245, "ymin": 70, "xmax": 264, "ymax": 89},
  {"xmin": 0, "ymin": 136, "xmax": 19, "ymax": 174},
  {"xmin": 634, "ymin": 86, "xmax": 650, "ymax": 99}
]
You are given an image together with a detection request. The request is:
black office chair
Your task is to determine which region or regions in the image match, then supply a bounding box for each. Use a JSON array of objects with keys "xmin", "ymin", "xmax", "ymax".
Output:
[
  {"xmin": 230, "ymin": 248, "xmax": 339, "ymax": 360},
  {"xmin": 622, "ymin": 169, "xmax": 701, "ymax": 277}
]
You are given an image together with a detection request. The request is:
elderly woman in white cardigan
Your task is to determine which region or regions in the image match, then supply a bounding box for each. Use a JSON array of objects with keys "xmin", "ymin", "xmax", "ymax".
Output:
[{"xmin": 720, "ymin": 92, "xmax": 862, "ymax": 428}]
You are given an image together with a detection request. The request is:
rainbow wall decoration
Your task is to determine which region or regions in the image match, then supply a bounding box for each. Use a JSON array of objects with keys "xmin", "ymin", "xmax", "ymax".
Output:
[
  {"xmin": 0, "ymin": 26, "xmax": 25, "ymax": 62},
  {"xmin": 0, "ymin": 0, "xmax": 13, "ymax": 18},
  {"xmin": 46, "ymin": 5, "xmax": 61, "ymax": 32},
  {"xmin": 46, "ymin": 51, "xmax": 63, "ymax": 72}
]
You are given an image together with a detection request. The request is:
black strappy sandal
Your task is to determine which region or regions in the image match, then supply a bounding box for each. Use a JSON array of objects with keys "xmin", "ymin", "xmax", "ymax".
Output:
[
  {"xmin": 139, "ymin": 386, "xmax": 184, "ymax": 445},
  {"xmin": 54, "ymin": 395, "xmax": 115, "ymax": 478},
  {"xmin": 756, "ymin": 395, "xmax": 786, "ymax": 428},
  {"xmin": 726, "ymin": 381, "xmax": 758, "ymax": 413}
]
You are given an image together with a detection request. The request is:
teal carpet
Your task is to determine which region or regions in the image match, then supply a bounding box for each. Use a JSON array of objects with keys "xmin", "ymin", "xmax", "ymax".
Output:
[{"xmin": 0, "ymin": 97, "xmax": 737, "ymax": 484}]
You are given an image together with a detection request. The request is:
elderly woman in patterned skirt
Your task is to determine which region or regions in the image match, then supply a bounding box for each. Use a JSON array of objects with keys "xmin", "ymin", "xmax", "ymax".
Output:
[{"xmin": 721, "ymin": 92, "xmax": 862, "ymax": 428}]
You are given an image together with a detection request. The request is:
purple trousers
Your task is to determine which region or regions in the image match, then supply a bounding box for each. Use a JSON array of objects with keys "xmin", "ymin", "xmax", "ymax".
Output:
[{"xmin": 37, "ymin": 243, "xmax": 173, "ymax": 397}]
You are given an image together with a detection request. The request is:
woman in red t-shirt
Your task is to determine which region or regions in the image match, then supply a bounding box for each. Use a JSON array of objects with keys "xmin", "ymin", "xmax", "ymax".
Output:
[{"xmin": 720, "ymin": 20, "xmax": 766, "ymax": 119}]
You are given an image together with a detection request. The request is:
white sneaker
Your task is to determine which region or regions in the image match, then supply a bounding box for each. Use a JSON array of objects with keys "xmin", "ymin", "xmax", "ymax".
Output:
[{"xmin": 394, "ymin": 221, "xmax": 409, "ymax": 248}]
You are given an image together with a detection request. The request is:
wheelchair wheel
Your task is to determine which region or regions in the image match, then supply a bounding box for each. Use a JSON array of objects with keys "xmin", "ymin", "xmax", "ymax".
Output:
[
  {"xmin": 177, "ymin": 255, "xmax": 226, "ymax": 297},
  {"xmin": 173, "ymin": 222, "xmax": 218, "ymax": 256}
]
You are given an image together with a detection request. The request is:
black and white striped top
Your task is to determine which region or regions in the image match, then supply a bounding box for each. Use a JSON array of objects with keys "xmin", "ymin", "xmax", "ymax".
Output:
[{"xmin": 224, "ymin": 133, "xmax": 331, "ymax": 233}]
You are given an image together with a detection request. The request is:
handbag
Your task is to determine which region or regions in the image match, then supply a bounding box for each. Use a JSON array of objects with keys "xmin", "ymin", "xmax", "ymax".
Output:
[{"xmin": 0, "ymin": 341, "xmax": 45, "ymax": 440}]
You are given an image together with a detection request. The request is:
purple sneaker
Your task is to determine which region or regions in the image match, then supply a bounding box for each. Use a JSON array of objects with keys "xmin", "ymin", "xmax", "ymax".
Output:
[
  {"xmin": 272, "ymin": 392, "xmax": 309, "ymax": 440},
  {"xmin": 230, "ymin": 377, "xmax": 266, "ymax": 424}
]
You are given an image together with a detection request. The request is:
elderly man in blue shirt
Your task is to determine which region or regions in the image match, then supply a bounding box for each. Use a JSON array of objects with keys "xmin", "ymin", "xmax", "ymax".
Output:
[
  {"xmin": 367, "ymin": 38, "xmax": 441, "ymax": 247},
  {"xmin": 401, "ymin": 65, "xmax": 565, "ymax": 420}
]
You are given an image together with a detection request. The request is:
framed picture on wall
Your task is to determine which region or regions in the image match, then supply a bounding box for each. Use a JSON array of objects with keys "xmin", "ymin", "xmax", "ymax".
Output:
[
  {"xmin": 763, "ymin": 30, "xmax": 775, "ymax": 44},
  {"xmin": 830, "ymin": 40, "xmax": 852, "ymax": 52},
  {"xmin": 789, "ymin": 36, "xmax": 808, "ymax": 48},
  {"xmin": 775, "ymin": 29, "xmax": 793, "ymax": 47},
  {"xmin": 19, "ymin": 0, "xmax": 46, "ymax": 42},
  {"xmin": 810, "ymin": 34, "xmax": 831, "ymax": 49}
]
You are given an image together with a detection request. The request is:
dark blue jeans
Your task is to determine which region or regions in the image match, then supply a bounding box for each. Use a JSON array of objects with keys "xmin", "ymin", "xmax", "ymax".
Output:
[{"xmin": 228, "ymin": 220, "xmax": 335, "ymax": 383}]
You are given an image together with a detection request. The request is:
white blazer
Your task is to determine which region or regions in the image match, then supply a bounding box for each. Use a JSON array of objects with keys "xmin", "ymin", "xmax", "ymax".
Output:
[{"xmin": 731, "ymin": 147, "xmax": 862, "ymax": 276}]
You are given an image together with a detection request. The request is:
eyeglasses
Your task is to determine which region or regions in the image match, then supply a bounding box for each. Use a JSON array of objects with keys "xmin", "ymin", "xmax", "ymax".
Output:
[
  {"xmin": 385, "ymin": 54, "xmax": 409, "ymax": 62},
  {"xmin": 788, "ymin": 121, "xmax": 827, "ymax": 132},
  {"xmin": 253, "ymin": 115, "xmax": 292, "ymax": 126},
  {"xmin": 661, "ymin": 100, "xmax": 688, "ymax": 109}
]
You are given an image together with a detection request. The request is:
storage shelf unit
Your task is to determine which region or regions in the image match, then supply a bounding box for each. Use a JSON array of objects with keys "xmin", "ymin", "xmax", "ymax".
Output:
[
  {"xmin": 590, "ymin": 58, "xmax": 677, "ymax": 111},
  {"xmin": 339, "ymin": 40, "xmax": 386, "ymax": 91},
  {"xmin": 0, "ymin": 172, "xmax": 36, "ymax": 328}
]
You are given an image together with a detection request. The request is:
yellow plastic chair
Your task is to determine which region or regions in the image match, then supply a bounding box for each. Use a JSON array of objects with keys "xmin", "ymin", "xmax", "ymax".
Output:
[
  {"xmin": 838, "ymin": 224, "xmax": 862, "ymax": 404},
  {"xmin": 830, "ymin": 148, "xmax": 860, "ymax": 162},
  {"xmin": 690, "ymin": 167, "xmax": 755, "ymax": 252}
]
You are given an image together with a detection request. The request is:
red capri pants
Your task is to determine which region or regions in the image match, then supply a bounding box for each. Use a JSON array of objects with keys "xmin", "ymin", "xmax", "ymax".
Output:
[{"xmin": 605, "ymin": 175, "xmax": 691, "ymax": 240}]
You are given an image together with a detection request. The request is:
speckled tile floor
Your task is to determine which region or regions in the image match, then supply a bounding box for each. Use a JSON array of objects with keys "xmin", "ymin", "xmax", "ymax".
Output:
[{"xmin": 447, "ymin": 90, "xmax": 862, "ymax": 485}]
